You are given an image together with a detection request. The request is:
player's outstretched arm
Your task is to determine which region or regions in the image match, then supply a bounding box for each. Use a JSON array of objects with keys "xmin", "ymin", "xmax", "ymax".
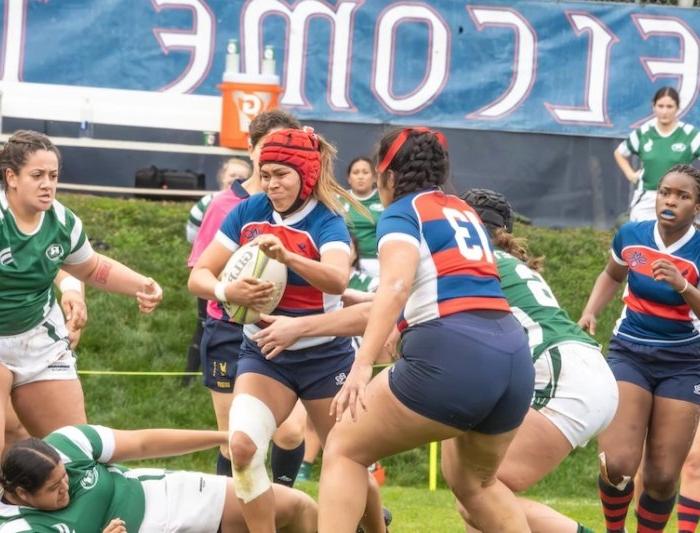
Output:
[
  {"xmin": 109, "ymin": 428, "xmax": 227, "ymax": 463},
  {"xmin": 254, "ymin": 303, "xmax": 371, "ymax": 358},
  {"xmin": 62, "ymin": 254, "xmax": 162, "ymax": 313},
  {"xmin": 579, "ymin": 257, "xmax": 627, "ymax": 335}
]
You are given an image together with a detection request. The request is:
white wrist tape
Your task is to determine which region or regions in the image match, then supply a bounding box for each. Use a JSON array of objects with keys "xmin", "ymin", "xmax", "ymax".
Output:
[
  {"xmin": 59, "ymin": 276, "xmax": 82, "ymax": 294},
  {"xmin": 214, "ymin": 281, "xmax": 228, "ymax": 303}
]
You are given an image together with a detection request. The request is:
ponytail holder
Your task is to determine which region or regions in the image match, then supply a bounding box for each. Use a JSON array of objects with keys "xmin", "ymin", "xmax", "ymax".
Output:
[
  {"xmin": 679, "ymin": 278, "xmax": 690, "ymax": 295},
  {"xmin": 376, "ymin": 127, "xmax": 448, "ymax": 173}
]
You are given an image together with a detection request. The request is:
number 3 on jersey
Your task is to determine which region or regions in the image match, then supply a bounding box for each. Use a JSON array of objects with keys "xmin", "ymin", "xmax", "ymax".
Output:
[{"xmin": 443, "ymin": 208, "xmax": 493, "ymax": 263}]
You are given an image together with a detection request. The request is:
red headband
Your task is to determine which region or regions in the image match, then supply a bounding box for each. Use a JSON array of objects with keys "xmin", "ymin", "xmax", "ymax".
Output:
[
  {"xmin": 376, "ymin": 127, "xmax": 448, "ymax": 173},
  {"xmin": 259, "ymin": 128, "xmax": 321, "ymax": 201}
]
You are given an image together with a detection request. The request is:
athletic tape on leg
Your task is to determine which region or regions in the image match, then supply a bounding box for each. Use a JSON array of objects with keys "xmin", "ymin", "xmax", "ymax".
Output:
[
  {"xmin": 228, "ymin": 394, "xmax": 277, "ymax": 503},
  {"xmin": 599, "ymin": 451, "xmax": 631, "ymax": 490}
]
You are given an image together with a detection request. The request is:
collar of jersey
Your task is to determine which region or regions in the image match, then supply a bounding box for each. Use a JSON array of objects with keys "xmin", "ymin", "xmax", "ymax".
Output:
[
  {"xmin": 349, "ymin": 189, "xmax": 377, "ymax": 201},
  {"xmin": 272, "ymin": 197, "xmax": 318, "ymax": 226},
  {"xmin": 231, "ymin": 179, "xmax": 250, "ymax": 199},
  {"xmin": 653, "ymin": 220, "xmax": 696, "ymax": 254},
  {"xmin": 652, "ymin": 118, "xmax": 683, "ymax": 138}
]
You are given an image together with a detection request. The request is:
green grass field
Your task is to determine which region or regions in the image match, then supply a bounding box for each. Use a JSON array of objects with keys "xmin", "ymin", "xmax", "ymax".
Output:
[{"xmin": 57, "ymin": 194, "xmax": 655, "ymax": 531}]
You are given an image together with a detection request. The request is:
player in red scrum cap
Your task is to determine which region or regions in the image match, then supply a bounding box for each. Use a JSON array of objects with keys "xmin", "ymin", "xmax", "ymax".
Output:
[{"xmin": 189, "ymin": 127, "xmax": 387, "ymax": 532}]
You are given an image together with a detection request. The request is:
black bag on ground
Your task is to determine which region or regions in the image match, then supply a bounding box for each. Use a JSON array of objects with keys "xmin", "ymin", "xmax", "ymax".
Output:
[{"xmin": 134, "ymin": 165, "xmax": 205, "ymax": 200}]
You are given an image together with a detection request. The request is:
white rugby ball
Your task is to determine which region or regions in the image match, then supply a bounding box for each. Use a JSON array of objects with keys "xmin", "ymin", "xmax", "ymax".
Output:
[{"xmin": 219, "ymin": 242, "xmax": 287, "ymax": 324}]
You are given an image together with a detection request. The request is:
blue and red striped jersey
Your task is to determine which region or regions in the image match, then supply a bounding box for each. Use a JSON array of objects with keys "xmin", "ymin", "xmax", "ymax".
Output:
[
  {"xmin": 377, "ymin": 190, "xmax": 509, "ymax": 331},
  {"xmin": 611, "ymin": 220, "xmax": 700, "ymax": 346},
  {"xmin": 216, "ymin": 193, "xmax": 350, "ymax": 349}
]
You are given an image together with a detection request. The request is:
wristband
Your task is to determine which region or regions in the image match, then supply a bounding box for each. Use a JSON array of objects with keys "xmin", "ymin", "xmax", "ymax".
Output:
[
  {"xmin": 59, "ymin": 276, "xmax": 82, "ymax": 294},
  {"xmin": 679, "ymin": 278, "xmax": 690, "ymax": 295},
  {"xmin": 214, "ymin": 281, "xmax": 228, "ymax": 303}
]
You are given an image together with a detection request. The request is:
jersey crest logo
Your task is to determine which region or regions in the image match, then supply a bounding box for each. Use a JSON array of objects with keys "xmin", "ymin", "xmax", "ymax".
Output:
[
  {"xmin": 45, "ymin": 243, "xmax": 64, "ymax": 261},
  {"xmin": 643, "ymin": 139, "xmax": 653, "ymax": 152},
  {"xmin": 80, "ymin": 467, "xmax": 99, "ymax": 490},
  {"xmin": 0, "ymin": 247, "xmax": 13, "ymax": 265},
  {"xmin": 241, "ymin": 226, "xmax": 261, "ymax": 242},
  {"xmin": 672, "ymin": 142, "xmax": 687, "ymax": 152},
  {"xmin": 628, "ymin": 251, "xmax": 647, "ymax": 268}
]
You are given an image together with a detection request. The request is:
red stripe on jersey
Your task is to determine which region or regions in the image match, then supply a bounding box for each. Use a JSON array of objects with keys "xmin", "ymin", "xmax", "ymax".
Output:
[
  {"xmin": 240, "ymin": 222, "xmax": 320, "ymax": 261},
  {"xmin": 431, "ymin": 247, "xmax": 500, "ymax": 278},
  {"xmin": 278, "ymin": 284, "xmax": 324, "ymax": 311},
  {"xmin": 625, "ymin": 294, "xmax": 691, "ymax": 321},
  {"xmin": 622, "ymin": 246, "xmax": 699, "ymax": 285},
  {"xmin": 413, "ymin": 191, "xmax": 479, "ymax": 223},
  {"xmin": 438, "ymin": 296, "xmax": 510, "ymax": 317}
]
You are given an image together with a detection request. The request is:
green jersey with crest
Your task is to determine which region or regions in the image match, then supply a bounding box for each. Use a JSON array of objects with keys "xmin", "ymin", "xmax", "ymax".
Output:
[
  {"xmin": 618, "ymin": 119, "xmax": 700, "ymax": 191},
  {"xmin": 496, "ymin": 250, "xmax": 597, "ymax": 360},
  {"xmin": 342, "ymin": 190, "xmax": 384, "ymax": 259},
  {"xmin": 0, "ymin": 192, "xmax": 92, "ymax": 335},
  {"xmin": 0, "ymin": 425, "xmax": 154, "ymax": 533}
]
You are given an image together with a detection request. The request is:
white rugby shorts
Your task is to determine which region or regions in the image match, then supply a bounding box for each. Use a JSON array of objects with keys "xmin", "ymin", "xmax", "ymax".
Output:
[
  {"xmin": 534, "ymin": 342, "xmax": 619, "ymax": 448},
  {"xmin": 0, "ymin": 302, "xmax": 78, "ymax": 387},
  {"xmin": 137, "ymin": 470, "xmax": 227, "ymax": 532}
]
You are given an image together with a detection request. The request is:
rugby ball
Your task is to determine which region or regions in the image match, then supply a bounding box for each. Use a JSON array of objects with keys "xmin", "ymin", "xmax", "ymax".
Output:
[{"xmin": 219, "ymin": 242, "xmax": 287, "ymax": 324}]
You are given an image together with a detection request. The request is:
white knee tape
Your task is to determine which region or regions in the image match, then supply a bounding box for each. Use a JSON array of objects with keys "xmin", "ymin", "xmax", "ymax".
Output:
[{"xmin": 228, "ymin": 394, "xmax": 277, "ymax": 503}]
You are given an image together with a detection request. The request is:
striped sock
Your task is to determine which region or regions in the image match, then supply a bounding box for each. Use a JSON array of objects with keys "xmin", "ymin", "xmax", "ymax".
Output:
[
  {"xmin": 678, "ymin": 495, "xmax": 700, "ymax": 533},
  {"xmin": 598, "ymin": 474, "xmax": 634, "ymax": 532},
  {"xmin": 635, "ymin": 491, "xmax": 676, "ymax": 532}
]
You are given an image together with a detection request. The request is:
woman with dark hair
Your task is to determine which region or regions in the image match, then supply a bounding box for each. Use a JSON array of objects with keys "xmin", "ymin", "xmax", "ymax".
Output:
[
  {"xmin": 318, "ymin": 127, "xmax": 535, "ymax": 532},
  {"xmin": 615, "ymin": 87, "xmax": 700, "ymax": 221},
  {"xmin": 189, "ymin": 128, "xmax": 386, "ymax": 533},
  {"xmin": 0, "ymin": 425, "xmax": 316, "ymax": 532},
  {"xmin": 341, "ymin": 157, "xmax": 383, "ymax": 277},
  {"xmin": 188, "ymin": 110, "xmax": 307, "ymax": 486},
  {"xmin": 0, "ymin": 130, "xmax": 162, "ymax": 453},
  {"xmin": 580, "ymin": 164, "xmax": 700, "ymax": 532}
]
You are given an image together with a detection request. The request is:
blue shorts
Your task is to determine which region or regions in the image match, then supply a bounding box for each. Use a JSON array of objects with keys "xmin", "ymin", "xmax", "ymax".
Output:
[
  {"xmin": 389, "ymin": 311, "xmax": 534, "ymax": 433},
  {"xmin": 200, "ymin": 317, "xmax": 244, "ymax": 393},
  {"xmin": 237, "ymin": 336, "xmax": 355, "ymax": 400},
  {"xmin": 607, "ymin": 337, "xmax": 700, "ymax": 404}
]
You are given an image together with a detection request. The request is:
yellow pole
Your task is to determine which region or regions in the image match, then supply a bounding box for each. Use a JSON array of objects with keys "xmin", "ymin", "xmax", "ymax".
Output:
[{"xmin": 429, "ymin": 441, "xmax": 438, "ymax": 491}]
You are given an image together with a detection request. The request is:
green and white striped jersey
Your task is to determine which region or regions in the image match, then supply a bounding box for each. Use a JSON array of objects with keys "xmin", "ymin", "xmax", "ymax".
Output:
[
  {"xmin": 618, "ymin": 119, "xmax": 700, "ymax": 191},
  {"xmin": 0, "ymin": 192, "xmax": 92, "ymax": 335},
  {"xmin": 496, "ymin": 250, "xmax": 597, "ymax": 360},
  {"xmin": 0, "ymin": 425, "xmax": 149, "ymax": 533}
]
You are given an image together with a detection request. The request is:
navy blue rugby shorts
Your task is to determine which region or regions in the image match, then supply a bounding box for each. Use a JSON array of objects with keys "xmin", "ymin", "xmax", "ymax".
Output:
[{"xmin": 389, "ymin": 311, "xmax": 535, "ymax": 433}]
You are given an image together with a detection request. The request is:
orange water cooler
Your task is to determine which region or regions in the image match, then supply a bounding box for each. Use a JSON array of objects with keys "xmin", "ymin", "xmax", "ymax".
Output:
[{"xmin": 218, "ymin": 73, "xmax": 282, "ymax": 150}]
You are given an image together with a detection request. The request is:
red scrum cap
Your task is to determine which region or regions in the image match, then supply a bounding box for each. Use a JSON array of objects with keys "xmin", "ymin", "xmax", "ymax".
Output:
[{"xmin": 259, "ymin": 127, "xmax": 321, "ymax": 201}]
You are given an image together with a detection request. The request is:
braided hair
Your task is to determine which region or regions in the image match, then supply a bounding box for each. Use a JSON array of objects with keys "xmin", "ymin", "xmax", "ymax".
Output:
[
  {"xmin": 661, "ymin": 164, "xmax": 700, "ymax": 199},
  {"xmin": 0, "ymin": 438, "xmax": 60, "ymax": 495},
  {"xmin": 0, "ymin": 130, "xmax": 61, "ymax": 185},
  {"xmin": 375, "ymin": 128, "xmax": 448, "ymax": 201}
]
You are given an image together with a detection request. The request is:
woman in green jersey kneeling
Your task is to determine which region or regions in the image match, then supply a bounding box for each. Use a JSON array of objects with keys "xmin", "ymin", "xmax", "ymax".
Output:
[{"xmin": 0, "ymin": 424, "xmax": 316, "ymax": 532}]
